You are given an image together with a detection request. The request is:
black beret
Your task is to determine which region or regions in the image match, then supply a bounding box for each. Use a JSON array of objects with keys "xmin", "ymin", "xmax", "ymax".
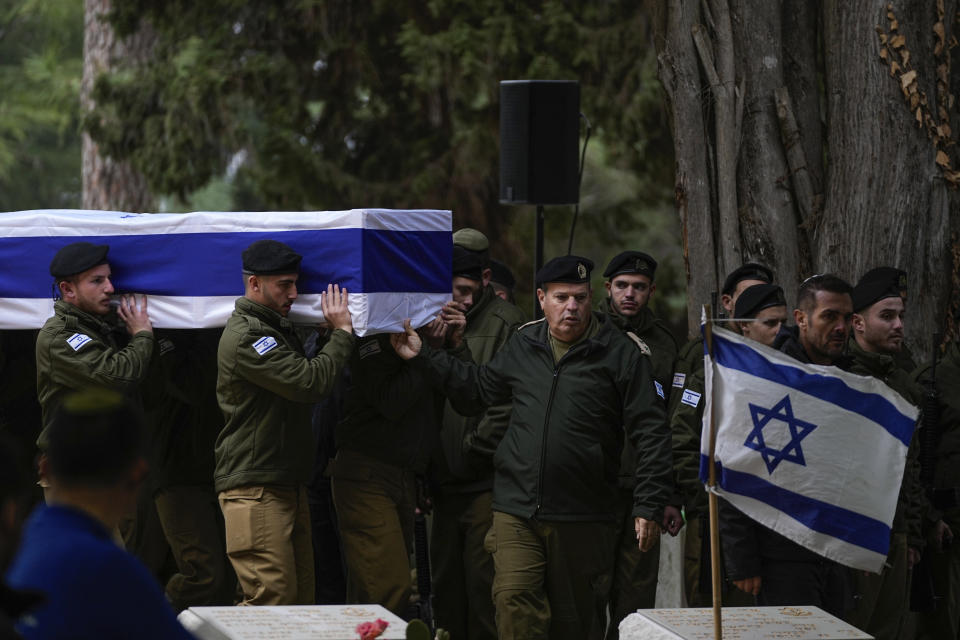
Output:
[
  {"xmin": 242, "ymin": 239, "xmax": 302, "ymax": 275},
  {"xmin": 852, "ymin": 267, "xmax": 906, "ymax": 312},
  {"xmin": 602, "ymin": 251, "xmax": 657, "ymax": 280},
  {"xmin": 489, "ymin": 259, "xmax": 515, "ymax": 290},
  {"xmin": 735, "ymin": 283, "xmax": 786, "ymax": 319},
  {"xmin": 536, "ymin": 255, "xmax": 594, "ymax": 287},
  {"xmin": 721, "ymin": 262, "xmax": 774, "ymax": 296},
  {"xmin": 452, "ymin": 245, "xmax": 484, "ymax": 281},
  {"xmin": 49, "ymin": 242, "xmax": 109, "ymax": 279}
]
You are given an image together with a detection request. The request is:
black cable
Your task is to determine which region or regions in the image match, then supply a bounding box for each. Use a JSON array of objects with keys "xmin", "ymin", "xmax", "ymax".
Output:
[{"xmin": 567, "ymin": 112, "xmax": 592, "ymax": 255}]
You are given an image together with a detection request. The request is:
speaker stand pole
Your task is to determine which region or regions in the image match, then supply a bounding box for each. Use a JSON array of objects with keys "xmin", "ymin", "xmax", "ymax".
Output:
[{"xmin": 534, "ymin": 205, "xmax": 545, "ymax": 319}]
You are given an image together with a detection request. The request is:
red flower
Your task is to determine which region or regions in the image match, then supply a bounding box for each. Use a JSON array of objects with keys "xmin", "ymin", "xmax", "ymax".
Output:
[{"xmin": 356, "ymin": 618, "xmax": 389, "ymax": 640}]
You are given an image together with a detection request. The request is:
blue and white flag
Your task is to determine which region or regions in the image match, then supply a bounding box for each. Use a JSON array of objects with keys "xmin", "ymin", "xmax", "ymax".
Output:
[
  {"xmin": 0, "ymin": 209, "xmax": 452, "ymax": 336},
  {"xmin": 699, "ymin": 326, "xmax": 919, "ymax": 573}
]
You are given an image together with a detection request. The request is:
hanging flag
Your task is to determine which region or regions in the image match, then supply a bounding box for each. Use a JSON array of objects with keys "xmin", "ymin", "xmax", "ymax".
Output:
[
  {"xmin": 0, "ymin": 209, "xmax": 451, "ymax": 336},
  {"xmin": 699, "ymin": 325, "xmax": 919, "ymax": 573}
]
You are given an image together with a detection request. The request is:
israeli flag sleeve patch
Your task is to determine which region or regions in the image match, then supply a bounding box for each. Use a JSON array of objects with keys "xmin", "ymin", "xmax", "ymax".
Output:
[
  {"xmin": 681, "ymin": 389, "xmax": 701, "ymax": 407},
  {"xmin": 66, "ymin": 333, "xmax": 92, "ymax": 352},
  {"xmin": 252, "ymin": 336, "xmax": 279, "ymax": 356},
  {"xmin": 672, "ymin": 372, "xmax": 686, "ymax": 388}
]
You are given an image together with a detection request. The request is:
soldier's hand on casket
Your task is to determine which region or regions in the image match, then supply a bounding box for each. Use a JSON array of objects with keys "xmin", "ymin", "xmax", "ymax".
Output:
[
  {"xmin": 422, "ymin": 315, "xmax": 447, "ymax": 349},
  {"xmin": 117, "ymin": 294, "xmax": 153, "ymax": 335},
  {"xmin": 321, "ymin": 283, "xmax": 352, "ymax": 332},
  {"xmin": 391, "ymin": 319, "xmax": 422, "ymax": 360},
  {"xmin": 634, "ymin": 517, "xmax": 661, "ymax": 552}
]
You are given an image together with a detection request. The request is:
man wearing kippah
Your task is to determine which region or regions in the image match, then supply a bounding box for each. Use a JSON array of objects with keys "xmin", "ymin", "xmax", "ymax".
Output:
[
  {"xmin": 844, "ymin": 267, "xmax": 924, "ymax": 639},
  {"xmin": 391, "ymin": 254, "xmax": 673, "ymax": 640},
  {"xmin": 36, "ymin": 241, "xmax": 155, "ymax": 454},
  {"xmin": 429, "ymin": 230, "xmax": 525, "ymax": 639},
  {"xmin": 598, "ymin": 250, "xmax": 681, "ymax": 637},
  {"xmin": 215, "ymin": 239, "xmax": 355, "ymax": 605},
  {"xmin": 734, "ymin": 283, "xmax": 788, "ymax": 347},
  {"xmin": 667, "ymin": 262, "xmax": 773, "ymax": 606}
]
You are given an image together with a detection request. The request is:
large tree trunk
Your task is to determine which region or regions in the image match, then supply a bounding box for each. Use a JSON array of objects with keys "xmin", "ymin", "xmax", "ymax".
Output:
[
  {"xmin": 656, "ymin": 0, "xmax": 960, "ymax": 351},
  {"xmin": 81, "ymin": 0, "xmax": 154, "ymax": 212}
]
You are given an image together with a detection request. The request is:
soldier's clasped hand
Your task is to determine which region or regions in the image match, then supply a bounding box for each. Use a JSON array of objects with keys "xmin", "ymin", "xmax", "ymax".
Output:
[
  {"xmin": 440, "ymin": 300, "xmax": 467, "ymax": 348},
  {"xmin": 390, "ymin": 318, "xmax": 423, "ymax": 360}
]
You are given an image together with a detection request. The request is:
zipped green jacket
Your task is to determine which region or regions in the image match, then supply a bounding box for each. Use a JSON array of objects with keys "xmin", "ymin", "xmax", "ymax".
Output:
[
  {"xmin": 433, "ymin": 284, "xmax": 525, "ymax": 493},
  {"xmin": 214, "ymin": 297, "xmax": 354, "ymax": 492},
  {"xmin": 423, "ymin": 312, "xmax": 672, "ymax": 523},
  {"xmin": 35, "ymin": 300, "xmax": 155, "ymax": 449}
]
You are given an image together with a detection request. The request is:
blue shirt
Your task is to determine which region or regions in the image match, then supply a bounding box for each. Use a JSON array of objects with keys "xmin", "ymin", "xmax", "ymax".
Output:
[{"xmin": 5, "ymin": 504, "xmax": 194, "ymax": 640}]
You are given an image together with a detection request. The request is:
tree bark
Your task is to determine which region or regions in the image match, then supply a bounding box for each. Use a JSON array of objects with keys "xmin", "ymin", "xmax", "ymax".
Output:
[
  {"xmin": 81, "ymin": 0, "xmax": 154, "ymax": 212},
  {"xmin": 657, "ymin": 0, "xmax": 718, "ymax": 336},
  {"xmin": 782, "ymin": 0, "xmax": 823, "ymax": 196}
]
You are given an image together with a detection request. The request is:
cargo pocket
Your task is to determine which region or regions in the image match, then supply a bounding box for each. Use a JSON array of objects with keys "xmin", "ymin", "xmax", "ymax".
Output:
[{"xmin": 219, "ymin": 485, "xmax": 266, "ymax": 555}]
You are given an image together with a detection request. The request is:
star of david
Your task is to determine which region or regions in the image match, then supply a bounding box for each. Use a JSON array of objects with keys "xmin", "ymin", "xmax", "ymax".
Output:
[{"xmin": 743, "ymin": 394, "xmax": 817, "ymax": 474}]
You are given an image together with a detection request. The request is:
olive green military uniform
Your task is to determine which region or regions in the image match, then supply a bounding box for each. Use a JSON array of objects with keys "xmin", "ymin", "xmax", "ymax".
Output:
[
  {"xmin": 599, "ymin": 299, "xmax": 678, "ymax": 635},
  {"xmin": 431, "ymin": 285, "xmax": 524, "ymax": 640},
  {"xmin": 143, "ymin": 330, "xmax": 237, "ymax": 610},
  {"xmin": 215, "ymin": 297, "xmax": 354, "ymax": 606},
  {"xmin": 915, "ymin": 341, "xmax": 960, "ymax": 640},
  {"xmin": 845, "ymin": 337, "xmax": 924, "ymax": 639},
  {"xmin": 423, "ymin": 312, "xmax": 673, "ymax": 640},
  {"xmin": 35, "ymin": 300, "xmax": 155, "ymax": 449},
  {"xmin": 329, "ymin": 331, "xmax": 444, "ymax": 616}
]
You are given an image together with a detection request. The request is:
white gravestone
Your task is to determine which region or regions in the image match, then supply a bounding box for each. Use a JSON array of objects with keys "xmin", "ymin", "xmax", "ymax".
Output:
[{"xmin": 178, "ymin": 605, "xmax": 408, "ymax": 640}]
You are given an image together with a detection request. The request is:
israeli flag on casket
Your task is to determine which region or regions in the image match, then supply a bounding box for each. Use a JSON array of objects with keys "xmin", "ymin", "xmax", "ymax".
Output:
[
  {"xmin": 699, "ymin": 325, "xmax": 919, "ymax": 573},
  {"xmin": 0, "ymin": 209, "xmax": 451, "ymax": 336}
]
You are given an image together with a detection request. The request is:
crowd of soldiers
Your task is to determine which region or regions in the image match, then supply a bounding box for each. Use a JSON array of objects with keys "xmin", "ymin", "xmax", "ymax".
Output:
[{"xmin": 0, "ymin": 228, "xmax": 959, "ymax": 640}]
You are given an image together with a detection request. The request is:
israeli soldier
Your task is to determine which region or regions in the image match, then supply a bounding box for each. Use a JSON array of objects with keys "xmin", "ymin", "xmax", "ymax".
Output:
[
  {"xmin": 36, "ymin": 242, "xmax": 155, "ymax": 454},
  {"xmin": 215, "ymin": 239, "xmax": 354, "ymax": 606},
  {"xmin": 598, "ymin": 250, "xmax": 681, "ymax": 637},
  {"xmin": 430, "ymin": 230, "xmax": 525, "ymax": 639},
  {"xmin": 394, "ymin": 255, "xmax": 673, "ymax": 640},
  {"xmin": 914, "ymin": 317, "xmax": 960, "ymax": 640},
  {"xmin": 845, "ymin": 267, "xmax": 924, "ymax": 639},
  {"xmin": 669, "ymin": 263, "xmax": 773, "ymax": 605},
  {"xmin": 489, "ymin": 259, "xmax": 517, "ymax": 305}
]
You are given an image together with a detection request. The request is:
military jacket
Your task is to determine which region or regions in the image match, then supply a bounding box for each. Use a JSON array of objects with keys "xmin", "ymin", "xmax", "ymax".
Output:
[
  {"xmin": 668, "ymin": 336, "xmax": 708, "ymax": 516},
  {"xmin": 141, "ymin": 329, "xmax": 223, "ymax": 488},
  {"xmin": 599, "ymin": 298, "xmax": 679, "ymax": 490},
  {"xmin": 846, "ymin": 337, "xmax": 924, "ymax": 549},
  {"xmin": 423, "ymin": 312, "xmax": 672, "ymax": 523},
  {"xmin": 914, "ymin": 341, "xmax": 960, "ymax": 526},
  {"xmin": 434, "ymin": 285, "xmax": 525, "ymax": 493},
  {"xmin": 214, "ymin": 297, "xmax": 354, "ymax": 492},
  {"xmin": 35, "ymin": 300, "xmax": 155, "ymax": 449},
  {"xmin": 337, "ymin": 332, "xmax": 443, "ymax": 474}
]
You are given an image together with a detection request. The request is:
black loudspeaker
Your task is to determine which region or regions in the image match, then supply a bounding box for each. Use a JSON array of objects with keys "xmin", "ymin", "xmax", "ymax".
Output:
[{"xmin": 499, "ymin": 80, "xmax": 580, "ymax": 205}]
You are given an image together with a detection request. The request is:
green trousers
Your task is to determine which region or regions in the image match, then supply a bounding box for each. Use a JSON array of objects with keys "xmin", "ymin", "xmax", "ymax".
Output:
[
  {"xmin": 848, "ymin": 532, "xmax": 910, "ymax": 639},
  {"xmin": 606, "ymin": 492, "xmax": 660, "ymax": 639},
  {"xmin": 486, "ymin": 511, "xmax": 617, "ymax": 640},
  {"xmin": 155, "ymin": 484, "xmax": 236, "ymax": 610},
  {"xmin": 330, "ymin": 450, "xmax": 416, "ymax": 617},
  {"xmin": 919, "ymin": 515, "xmax": 960, "ymax": 640},
  {"xmin": 431, "ymin": 490, "xmax": 497, "ymax": 640}
]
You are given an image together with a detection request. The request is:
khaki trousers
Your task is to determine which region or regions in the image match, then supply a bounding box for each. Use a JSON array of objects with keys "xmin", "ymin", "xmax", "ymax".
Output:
[
  {"xmin": 156, "ymin": 485, "xmax": 237, "ymax": 610},
  {"xmin": 431, "ymin": 490, "xmax": 497, "ymax": 640},
  {"xmin": 486, "ymin": 511, "xmax": 617, "ymax": 640},
  {"xmin": 606, "ymin": 492, "xmax": 660, "ymax": 639},
  {"xmin": 330, "ymin": 450, "xmax": 416, "ymax": 617},
  {"xmin": 219, "ymin": 484, "xmax": 314, "ymax": 605}
]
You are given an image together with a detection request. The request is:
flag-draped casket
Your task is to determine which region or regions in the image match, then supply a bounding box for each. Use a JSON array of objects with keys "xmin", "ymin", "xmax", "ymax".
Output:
[{"xmin": 0, "ymin": 209, "xmax": 452, "ymax": 336}]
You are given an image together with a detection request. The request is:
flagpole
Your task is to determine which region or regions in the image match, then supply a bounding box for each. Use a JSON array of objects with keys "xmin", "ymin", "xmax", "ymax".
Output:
[{"xmin": 703, "ymin": 304, "xmax": 722, "ymax": 640}]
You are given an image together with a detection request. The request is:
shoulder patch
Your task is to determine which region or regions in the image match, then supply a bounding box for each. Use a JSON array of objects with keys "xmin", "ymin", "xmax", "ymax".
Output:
[
  {"xmin": 681, "ymin": 389, "xmax": 702, "ymax": 408},
  {"xmin": 65, "ymin": 333, "xmax": 92, "ymax": 352},
  {"xmin": 358, "ymin": 339, "xmax": 382, "ymax": 360},
  {"xmin": 625, "ymin": 332, "xmax": 652, "ymax": 356},
  {"xmin": 252, "ymin": 336, "xmax": 278, "ymax": 356},
  {"xmin": 158, "ymin": 338, "xmax": 176, "ymax": 356},
  {"xmin": 654, "ymin": 380, "xmax": 665, "ymax": 399},
  {"xmin": 672, "ymin": 372, "xmax": 686, "ymax": 388}
]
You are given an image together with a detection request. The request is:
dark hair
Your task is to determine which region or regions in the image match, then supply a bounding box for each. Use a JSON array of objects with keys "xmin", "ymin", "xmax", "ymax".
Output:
[
  {"xmin": 796, "ymin": 274, "xmax": 853, "ymax": 311},
  {"xmin": 46, "ymin": 389, "xmax": 145, "ymax": 487}
]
